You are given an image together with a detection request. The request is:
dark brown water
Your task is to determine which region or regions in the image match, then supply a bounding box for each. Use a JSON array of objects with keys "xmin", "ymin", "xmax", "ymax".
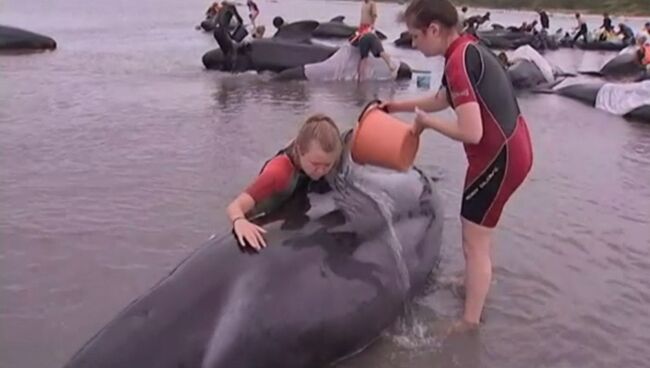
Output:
[{"xmin": 1, "ymin": 1, "xmax": 649, "ymax": 367}]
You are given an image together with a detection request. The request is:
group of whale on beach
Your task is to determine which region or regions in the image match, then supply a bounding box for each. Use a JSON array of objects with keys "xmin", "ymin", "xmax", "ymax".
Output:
[
  {"xmin": 195, "ymin": 1, "xmax": 649, "ymax": 123},
  {"xmin": 4, "ymin": 1, "xmax": 650, "ymax": 368}
]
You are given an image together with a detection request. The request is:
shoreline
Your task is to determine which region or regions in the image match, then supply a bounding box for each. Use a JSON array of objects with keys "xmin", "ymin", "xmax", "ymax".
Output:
[{"xmin": 370, "ymin": 0, "xmax": 650, "ymax": 18}]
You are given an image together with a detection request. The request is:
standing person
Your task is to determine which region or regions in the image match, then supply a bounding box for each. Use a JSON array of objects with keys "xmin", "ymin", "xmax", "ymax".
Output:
[
  {"xmin": 212, "ymin": 1, "xmax": 245, "ymax": 70},
  {"xmin": 383, "ymin": 0, "xmax": 533, "ymax": 331},
  {"xmin": 247, "ymin": 0, "xmax": 260, "ymax": 28},
  {"xmin": 573, "ymin": 13, "xmax": 588, "ymax": 44},
  {"xmin": 601, "ymin": 13, "xmax": 613, "ymax": 33},
  {"xmin": 537, "ymin": 9, "xmax": 549, "ymax": 32},
  {"xmin": 359, "ymin": 0, "xmax": 378, "ymax": 28}
]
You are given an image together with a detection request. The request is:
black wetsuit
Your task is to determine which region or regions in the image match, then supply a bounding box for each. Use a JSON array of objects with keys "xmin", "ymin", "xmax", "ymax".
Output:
[
  {"xmin": 619, "ymin": 24, "xmax": 635, "ymax": 45},
  {"xmin": 573, "ymin": 21, "xmax": 588, "ymax": 43},
  {"xmin": 441, "ymin": 34, "xmax": 533, "ymax": 227},
  {"xmin": 539, "ymin": 11, "xmax": 549, "ymax": 30},
  {"xmin": 602, "ymin": 17, "xmax": 613, "ymax": 32},
  {"xmin": 213, "ymin": 4, "xmax": 244, "ymax": 69}
]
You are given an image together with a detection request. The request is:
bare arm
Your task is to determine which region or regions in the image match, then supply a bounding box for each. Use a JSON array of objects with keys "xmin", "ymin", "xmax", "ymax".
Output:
[
  {"xmin": 388, "ymin": 88, "xmax": 450, "ymax": 113},
  {"xmin": 414, "ymin": 102, "xmax": 483, "ymax": 144},
  {"xmin": 226, "ymin": 192, "xmax": 256, "ymax": 222},
  {"xmin": 370, "ymin": 3, "xmax": 377, "ymax": 21}
]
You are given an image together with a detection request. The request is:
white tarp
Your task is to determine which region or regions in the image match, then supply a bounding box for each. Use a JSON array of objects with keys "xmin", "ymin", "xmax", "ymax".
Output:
[
  {"xmin": 304, "ymin": 44, "xmax": 397, "ymax": 81},
  {"xmin": 510, "ymin": 45, "xmax": 555, "ymax": 83},
  {"xmin": 595, "ymin": 80, "xmax": 650, "ymax": 115}
]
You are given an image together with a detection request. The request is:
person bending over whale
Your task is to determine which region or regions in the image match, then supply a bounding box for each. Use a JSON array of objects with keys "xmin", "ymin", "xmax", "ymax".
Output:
[
  {"xmin": 212, "ymin": 1, "xmax": 245, "ymax": 70},
  {"xmin": 637, "ymin": 37, "xmax": 650, "ymax": 72},
  {"xmin": 616, "ymin": 23, "xmax": 636, "ymax": 46},
  {"xmin": 383, "ymin": 0, "xmax": 533, "ymax": 332},
  {"xmin": 226, "ymin": 114, "xmax": 344, "ymax": 250},
  {"xmin": 349, "ymin": 25, "xmax": 398, "ymax": 81}
]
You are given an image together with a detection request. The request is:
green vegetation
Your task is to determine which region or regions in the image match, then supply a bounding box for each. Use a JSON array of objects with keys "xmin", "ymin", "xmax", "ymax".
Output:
[{"xmin": 455, "ymin": 0, "xmax": 649, "ymax": 16}]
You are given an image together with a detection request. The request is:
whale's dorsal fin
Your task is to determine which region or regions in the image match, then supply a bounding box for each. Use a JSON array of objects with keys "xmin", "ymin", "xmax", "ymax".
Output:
[
  {"xmin": 273, "ymin": 20, "xmax": 319, "ymax": 43},
  {"xmin": 330, "ymin": 16, "xmax": 345, "ymax": 22}
]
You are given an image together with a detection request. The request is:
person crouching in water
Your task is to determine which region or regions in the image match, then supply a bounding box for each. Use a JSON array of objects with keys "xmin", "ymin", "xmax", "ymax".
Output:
[
  {"xmin": 227, "ymin": 114, "xmax": 343, "ymax": 250},
  {"xmin": 349, "ymin": 26, "xmax": 399, "ymax": 81}
]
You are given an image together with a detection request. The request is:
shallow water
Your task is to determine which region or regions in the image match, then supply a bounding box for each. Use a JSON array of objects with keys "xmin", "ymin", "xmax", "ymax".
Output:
[{"xmin": 1, "ymin": 0, "xmax": 650, "ymax": 367}]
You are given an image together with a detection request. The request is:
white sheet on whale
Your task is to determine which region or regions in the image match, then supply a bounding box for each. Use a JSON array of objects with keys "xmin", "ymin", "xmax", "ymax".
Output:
[
  {"xmin": 510, "ymin": 45, "xmax": 555, "ymax": 83},
  {"xmin": 304, "ymin": 44, "xmax": 397, "ymax": 81},
  {"xmin": 595, "ymin": 80, "xmax": 650, "ymax": 115}
]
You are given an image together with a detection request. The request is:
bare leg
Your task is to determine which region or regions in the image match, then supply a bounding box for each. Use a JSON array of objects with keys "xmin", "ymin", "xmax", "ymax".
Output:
[
  {"xmin": 380, "ymin": 52, "xmax": 398, "ymax": 76},
  {"xmin": 461, "ymin": 217, "xmax": 493, "ymax": 325},
  {"xmin": 357, "ymin": 58, "xmax": 369, "ymax": 81}
]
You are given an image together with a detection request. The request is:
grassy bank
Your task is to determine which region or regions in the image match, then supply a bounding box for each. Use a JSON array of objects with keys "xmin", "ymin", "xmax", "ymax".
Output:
[
  {"xmin": 376, "ymin": 0, "xmax": 650, "ymax": 17},
  {"xmin": 451, "ymin": 0, "xmax": 649, "ymax": 17}
]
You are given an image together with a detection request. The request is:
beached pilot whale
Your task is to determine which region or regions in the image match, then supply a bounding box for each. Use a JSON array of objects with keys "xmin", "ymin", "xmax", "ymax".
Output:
[
  {"xmin": 61, "ymin": 156, "xmax": 445, "ymax": 368},
  {"xmin": 0, "ymin": 25, "xmax": 56, "ymax": 52},
  {"xmin": 202, "ymin": 37, "xmax": 338, "ymax": 72},
  {"xmin": 273, "ymin": 16, "xmax": 387, "ymax": 40},
  {"xmin": 547, "ymin": 80, "xmax": 650, "ymax": 123},
  {"xmin": 503, "ymin": 45, "xmax": 574, "ymax": 89},
  {"xmin": 274, "ymin": 43, "xmax": 413, "ymax": 81},
  {"xmin": 579, "ymin": 51, "xmax": 647, "ymax": 81}
]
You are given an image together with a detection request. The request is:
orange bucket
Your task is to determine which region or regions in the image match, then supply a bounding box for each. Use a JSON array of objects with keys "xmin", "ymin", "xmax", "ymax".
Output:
[{"xmin": 351, "ymin": 101, "xmax": 420, "ymax": 171}]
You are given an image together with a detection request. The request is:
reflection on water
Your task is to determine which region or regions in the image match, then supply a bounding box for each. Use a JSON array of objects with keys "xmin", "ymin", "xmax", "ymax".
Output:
[{"xmin": 1, "ymin": 0, "xmax": 650, "ymax": 367}]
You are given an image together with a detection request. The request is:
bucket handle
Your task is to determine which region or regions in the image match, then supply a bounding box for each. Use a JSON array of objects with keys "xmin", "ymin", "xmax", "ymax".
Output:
[{"xmin": 357, "ymin": 99, "xmax": 388, "ymax": 123}]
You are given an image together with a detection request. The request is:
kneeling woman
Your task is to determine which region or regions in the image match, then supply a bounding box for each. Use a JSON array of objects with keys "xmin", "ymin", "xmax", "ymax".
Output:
[
  {"xmin": 384, "ymin": 0, "xmax": 533, "ymax": 329},
  {"xmin": 226, "ymin": 114, "xmax": 343, "ymax": 250}
]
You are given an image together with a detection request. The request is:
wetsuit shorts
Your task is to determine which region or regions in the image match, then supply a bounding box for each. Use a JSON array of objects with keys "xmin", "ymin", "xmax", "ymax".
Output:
[
  {"xmin": 353, "ymin": 33, "xmax": 384, "ymax": 59},
  {"xmin": 442, "ymin": 34, "xmax": 533, "ymax": 228}
]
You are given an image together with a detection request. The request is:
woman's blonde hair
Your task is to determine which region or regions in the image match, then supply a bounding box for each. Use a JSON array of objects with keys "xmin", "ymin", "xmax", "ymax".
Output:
[{"xmin": 292, "ymin": 113, "xmax": 343, "ymax": 158}]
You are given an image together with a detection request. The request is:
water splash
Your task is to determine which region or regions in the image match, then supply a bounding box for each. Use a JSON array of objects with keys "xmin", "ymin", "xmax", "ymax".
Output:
[{"xmin": 331, "ymin": 152, "xmax": 411, "ymax": 293}]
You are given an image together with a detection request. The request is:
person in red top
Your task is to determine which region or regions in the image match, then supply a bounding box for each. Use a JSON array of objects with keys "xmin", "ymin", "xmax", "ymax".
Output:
[
  {"xmin": 226, "ymin": 114, "xmax": 343, "ymax": 251},
  {"xmin": 382, "ymin": 0, "xmax": 533, "ymax": 331}
]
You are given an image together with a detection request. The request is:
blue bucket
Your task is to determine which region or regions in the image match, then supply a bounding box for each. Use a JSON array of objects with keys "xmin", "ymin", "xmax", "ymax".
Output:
[{"xmin": 415, "ymin": 73, "xmax": 431, "ymax": 90}]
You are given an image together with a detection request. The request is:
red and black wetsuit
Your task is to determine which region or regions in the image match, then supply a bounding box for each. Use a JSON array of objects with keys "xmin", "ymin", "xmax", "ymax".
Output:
[
  {"xmin": 442, "ymin": 34, "xmax": 533, "ymax": 228},
  {"xmin": 245, "ymin": 150, "xmax": 310, "ymax": 217}
]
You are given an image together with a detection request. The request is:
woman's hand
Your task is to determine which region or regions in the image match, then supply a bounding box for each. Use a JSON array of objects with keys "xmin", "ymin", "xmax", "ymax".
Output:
[
  {"xmin": 378, "ymin": 100, "xmax": 394, "ymax": 113},
  {"xmin": 411, "ymin": 107, "xmax": 429, "ymax": 136},
  {"xmin": 233, "ymin": 218, "xmax": 267, "ymax": 251}
]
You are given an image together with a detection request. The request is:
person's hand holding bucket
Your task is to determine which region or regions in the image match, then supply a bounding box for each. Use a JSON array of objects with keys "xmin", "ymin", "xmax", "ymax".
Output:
[
  {"xmin": 412, "ymin": 107, "xmax": 429, "ymax": 136},
  {"xmin": 350, "ymin": 100, "xmax": 421, "ymax": 172}
]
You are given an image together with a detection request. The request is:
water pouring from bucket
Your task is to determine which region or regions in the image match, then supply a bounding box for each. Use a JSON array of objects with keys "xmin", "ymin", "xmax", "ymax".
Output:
[{"xmin": 350, "ymin": 101, "xmax": 420, "ymax": 172}]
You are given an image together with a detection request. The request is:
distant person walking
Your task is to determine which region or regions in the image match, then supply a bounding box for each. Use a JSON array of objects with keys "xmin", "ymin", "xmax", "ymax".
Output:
[{"xmin": 573, "ymin": 13, "xmax": 588, "ymax": 43}]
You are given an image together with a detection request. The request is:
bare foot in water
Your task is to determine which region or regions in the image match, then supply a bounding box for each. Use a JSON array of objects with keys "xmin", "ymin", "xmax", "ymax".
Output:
[{"xmin": 446, "ymin": 318, "xmax": 479, "ymax": 335}]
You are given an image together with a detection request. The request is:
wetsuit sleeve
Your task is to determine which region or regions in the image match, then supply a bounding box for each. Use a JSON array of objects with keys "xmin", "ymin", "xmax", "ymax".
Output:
[
  {"xmin": 444, "ymin": 43, "xmax": 482, "ymax": 107},
  {"xmin": 244, "ymin": 156, "xmax": 294, "ymax": 203}
]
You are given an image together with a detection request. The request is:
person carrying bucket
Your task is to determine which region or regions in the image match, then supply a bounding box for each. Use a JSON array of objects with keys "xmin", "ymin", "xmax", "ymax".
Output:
[
  {"xmin": 226, "ymin": 114, "xmax": 344, "ymax": 251},
  {"xmin": 378, "ymin": 0, "xmax": 534, "ymax": 332}
]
